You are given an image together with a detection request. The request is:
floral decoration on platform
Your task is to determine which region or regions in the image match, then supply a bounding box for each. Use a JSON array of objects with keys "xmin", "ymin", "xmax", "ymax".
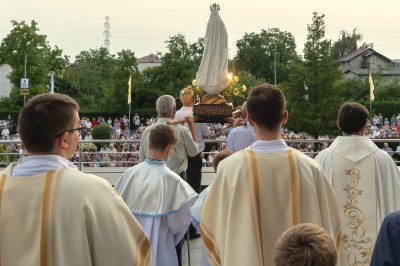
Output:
[{"xmin": 181, "ymin": 73, "xmax": 247, "ymax": 102}]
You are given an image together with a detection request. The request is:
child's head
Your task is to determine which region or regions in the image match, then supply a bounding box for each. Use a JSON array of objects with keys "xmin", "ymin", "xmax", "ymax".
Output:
[
  {"xmin": 212, "ymin": 149, "xmax": 234, "ymax": 172},
  {"xmin": 274, "ymin": 223, "xmax": 337, "ymax": 266},
  {"xmin": 149, "ymin": 125, "xmax": 177, "ymax": 155}
]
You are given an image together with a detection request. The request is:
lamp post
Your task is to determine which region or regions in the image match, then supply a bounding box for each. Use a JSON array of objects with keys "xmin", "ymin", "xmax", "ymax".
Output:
[{"xmin": 274, "ymin": 52, "xmax": 277, "ymax": 85}]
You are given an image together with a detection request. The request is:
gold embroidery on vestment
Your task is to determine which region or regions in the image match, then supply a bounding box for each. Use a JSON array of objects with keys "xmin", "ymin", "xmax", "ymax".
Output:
[
  {"xmin": 287, "ymin": 149, "xmax": 298, "ymax": 225},
  {"xmin": 342, "ymin": 168, "xmax": 373, "ymax": 266}
]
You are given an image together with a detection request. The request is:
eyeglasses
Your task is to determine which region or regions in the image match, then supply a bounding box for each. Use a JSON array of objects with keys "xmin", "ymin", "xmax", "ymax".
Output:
[{"xmin": 55, "ymin": 126, "xmax": 86, "ymax": 138}]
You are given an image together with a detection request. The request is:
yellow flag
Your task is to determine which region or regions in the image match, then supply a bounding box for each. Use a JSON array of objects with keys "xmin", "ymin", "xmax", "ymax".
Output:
[
  {"xmin": 369, "ymin": 72, "xmax": 375, "ymax": 101},
  {"xmin": 128, "ymin": 75, "xmax": 132, "ymax": 104}
]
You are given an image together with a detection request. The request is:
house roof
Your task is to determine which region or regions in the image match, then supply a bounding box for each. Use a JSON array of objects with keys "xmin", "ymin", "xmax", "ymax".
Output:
[
  {"xmin": 339, "ymin": 47, "xmax": 370, "ymax": 62},
  {"xmin": 344, "ymin": 68, "xmax": 400, "ymax": 76},
  {"xmin": 339, "ymin": 47, "xmax": 393, "ymax": 64},
  {"xmin": 137, "ymin": 54, "xmax": 163, "ymax": 64}
]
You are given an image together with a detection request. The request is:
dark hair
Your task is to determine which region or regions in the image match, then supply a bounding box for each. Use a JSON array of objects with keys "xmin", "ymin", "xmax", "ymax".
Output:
[
  {"xmin": 19, "ymin": 93, "xmax": 79, "ymax": 153},
  {"xmin": 212, "ymin": 149, "xmax": 234, "ymax": 172},
  {"xmin": 149, "ymin": 125, "xmax": 177, "ymax": 151},
  {"xmin": 274, "ymin": 223, "xmax": 337, "ymax": 266},
  {"xmin": 337, "ymin": 102, "xmax": 368, "ymax": 135},
  {"xmin": 247, "ymin": 84, "xmax": 286, "ymax": 131}
]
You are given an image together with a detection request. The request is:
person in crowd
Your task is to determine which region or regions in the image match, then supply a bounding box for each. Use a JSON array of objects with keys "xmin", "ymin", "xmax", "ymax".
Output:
[
  {"xmin": 315, "ymin": 102, "xmax": 400, "ymax": 265},
  {"xmin": 115, "ymin": 125, "xmax": 197, "ymax": 266},
  {"xmin": 139, "ymin": 95, "xmax": 199, "ymax": 265},
  {"xmin": 175, "ymin": 87, "xmax": 211, "ymax": 239},
  {"xmin": 100, "ymin": 144, "xmax": 111, "ymax": 166},
  {"xmin": 382, "ymin": 142, "xmax": 393, "ymax": 154},
  {"xmin": 1, "ymin": 125, "xmax": 9, "ymax": 140},
  {"xmin": 0, "ymin": 93, "xmax": 150, "ymax": 266},
  {"xmin": 226, "ymin": 102, "xmax": 256, "ymax": 152},
  {"xmin": 84, "ymin": 130, "xmax": 93, "ymax": 140},
  {"xmin": 274, "ymin": 223, "xmax": 337, "ymax": 266},
  {"xmin": 370, "ymin": 211, "xmax": 400, "ymax": 266},
  {"xmin": 200, "ymin": 84, "xmax": 341, "ymax": 266},
  {"xmin": 91, "ymin": 117, "xmax": 98, "ymax": 127}
]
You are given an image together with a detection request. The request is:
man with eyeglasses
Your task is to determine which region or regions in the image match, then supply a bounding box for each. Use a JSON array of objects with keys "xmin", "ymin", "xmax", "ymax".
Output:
[{"xmin": 0, "ymin": 93, "xmax": 151, "ymax": 266}]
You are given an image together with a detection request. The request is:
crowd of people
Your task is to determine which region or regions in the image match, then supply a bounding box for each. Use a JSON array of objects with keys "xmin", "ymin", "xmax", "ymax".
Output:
[{"xmin": 3, "ymin": 87, "xmax": 400, "ymax": 266}]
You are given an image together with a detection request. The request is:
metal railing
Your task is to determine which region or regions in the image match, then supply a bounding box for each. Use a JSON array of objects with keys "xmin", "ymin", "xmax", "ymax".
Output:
[{"xmin": 1, "ymin": 138, "xmax": 400, "ymax": 171}]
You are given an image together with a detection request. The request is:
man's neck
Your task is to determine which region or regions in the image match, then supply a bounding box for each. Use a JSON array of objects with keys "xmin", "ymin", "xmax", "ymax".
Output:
[
  {"xmin": 149, "ymin": 150, "xmax": 168, "ymax": 161},
  {"xmin": 27, "ymin": 151, "xmax": 68, "ymax": 160},
  {"xmin": 158, "ymin": 115, "xmax": 174, "ymax": 120},
  {"xmin": 253, "ymin": 125, "xmax": 282, "ymax": 141}
]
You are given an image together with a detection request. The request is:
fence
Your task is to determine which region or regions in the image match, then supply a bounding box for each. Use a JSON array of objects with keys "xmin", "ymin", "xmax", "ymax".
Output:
[{"xmin": 1, "ymin": 138, "xmax": 400, "ymax": 174}]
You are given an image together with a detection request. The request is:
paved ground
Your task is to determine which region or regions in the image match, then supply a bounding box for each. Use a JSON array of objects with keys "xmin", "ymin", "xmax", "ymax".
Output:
[{"xmin": 183, "ymin": 237, "xmax": 203, "ymax": 266}]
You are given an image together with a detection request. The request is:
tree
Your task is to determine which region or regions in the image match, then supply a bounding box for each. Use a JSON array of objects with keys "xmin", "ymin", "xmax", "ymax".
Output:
[
  {"xmin": 331, "ymin": 29, "xmax": 367, "ymax": 60},
  {"xmin": 137, "ymin": 34, "xmax": 205, "ymax": 108},
  {"xmin": 234, "ymin": 28, "xmax": 297, "ymax": 83},
  {"xmin": 283, "ymin": 13, "xmax": 342, "ymax": 136},
  {"xmin": 0, "ymin": 20, "xmax": 69, "ymax": 109},
  {"xmin": 61, "ymin": 47, "xmax": 115, "ymax": 110},
  {"xmin": 100, "ymin": 49, "xmax": 139, "ymax": 112}
]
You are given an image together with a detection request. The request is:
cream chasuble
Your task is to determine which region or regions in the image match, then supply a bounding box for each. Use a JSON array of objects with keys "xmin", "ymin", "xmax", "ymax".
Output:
[
  {"xmin": 315, "ymin": 136, "xmax": 400, "ymax": 265},
  {"xmin": 200, "ymin": 148, "xmax": 341, "ymax": 266},
  {"xmin": 0, "ymin": 163, "xmax": 151, "ymax": 266}
]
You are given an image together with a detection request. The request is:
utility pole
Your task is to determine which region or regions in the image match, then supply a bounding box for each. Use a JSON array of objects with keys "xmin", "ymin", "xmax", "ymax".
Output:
[
  {"xmin": 24, "ymin": 54, "xmax": 27, "ymax": 106},
  {"xmin": 274, "ymin": 52, "xmax": 277, "ymax": 85}
]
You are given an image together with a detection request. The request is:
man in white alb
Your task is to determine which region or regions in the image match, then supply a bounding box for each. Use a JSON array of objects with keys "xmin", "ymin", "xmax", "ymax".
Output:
[
  {"xmin": 315, "ymin": 102, "xmax": 400, "ymax": 265},
  {"xmin": 115, "ymin": 124, "xmax": 198, "ymax": 266},
  {"xmin": 0, "ymin": 93, "xmax": 151, "ymax": 266},
  {"xmin": 200, "ymin": 84, "xmax": 341, "ymax": 266},
  {"xmin": 139, "ymin": 95, "xmax": 199, "ymax": 265}
]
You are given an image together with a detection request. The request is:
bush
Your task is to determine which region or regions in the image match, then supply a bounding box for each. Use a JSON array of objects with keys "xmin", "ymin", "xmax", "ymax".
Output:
[
  {"xmin": 92, "ymin": 124, "xmax": 112, "ymax": 140},
  {"xmin": 91, "ymin": 124, "xmax": 111, "ymax": 149}
]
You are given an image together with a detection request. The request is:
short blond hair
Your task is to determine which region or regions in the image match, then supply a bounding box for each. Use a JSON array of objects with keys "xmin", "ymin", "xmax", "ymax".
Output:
[
  {"xmin": 274, "ymin": 223, "xmax": 337, "ymax": 266},
  {"xmin": 212, "ymin": 149, "xmax": 233, "ymax": 172}
]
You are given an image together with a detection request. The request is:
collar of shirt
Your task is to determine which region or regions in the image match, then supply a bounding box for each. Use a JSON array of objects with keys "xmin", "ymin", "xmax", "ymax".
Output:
[
  {"xmin": 346, "ymin": 135, "xmax": 364, "ymax": 138},
  {"xmin": 11, "ymin": 154, "xmax": 77, "ymax": 176},
  {"xmin": 156, "ymin": 118, "xmax": 173, "ymax": 124},
  {"xmin": 250, "ymin": 139, "xmax": 289, "ymax": 153}
]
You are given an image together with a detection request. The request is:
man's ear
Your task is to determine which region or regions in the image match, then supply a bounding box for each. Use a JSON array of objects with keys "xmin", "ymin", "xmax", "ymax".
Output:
[
  {"xmin": 281, "ymin": 111, "xmax": 288, "ymax": 125},
  {"xmin": 247, "ymin": 114, "xmax": 255, "ymax": 127},
  {"xmin": 57, "ymin": 132, "xmax": 69, "ymax": 149}
]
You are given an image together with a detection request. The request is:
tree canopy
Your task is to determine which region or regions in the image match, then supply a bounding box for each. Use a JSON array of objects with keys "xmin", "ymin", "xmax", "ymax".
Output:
[{"xmin": 234, "ymin": 28, "xmax": 297, "ymax": 84}]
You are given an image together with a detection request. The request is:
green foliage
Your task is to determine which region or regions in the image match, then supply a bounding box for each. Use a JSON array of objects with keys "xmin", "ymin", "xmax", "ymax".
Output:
[
  {"xmin": 92, "ymin": 124, "xmax": 112, "ymax": 140},
  {"xmin": 331, "ymin": 29, "xmax": 367, "ymax": 60},
  {"xmin": 0, "ymin": 20, "xmax": 69, "ymax": 109},
  {"xmin": 234, "ymin": 28, "xmax": 297, "ymax": 83},
  {"xmin": 284, "ymin": 13, "xmax": 342, "ymax": 136},
  {"xmin": 336, "ymin": 78, "xmax": 369, "ymax": 101},
  {"xmin": 137, "ymin": 35, "xmax": 205, "ymax": 108}
]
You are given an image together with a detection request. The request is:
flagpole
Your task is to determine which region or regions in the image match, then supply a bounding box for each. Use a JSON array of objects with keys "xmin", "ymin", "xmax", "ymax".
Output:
[{"xmin": 128, "ymin": 103, "xmax": 131, "ymax": 133}]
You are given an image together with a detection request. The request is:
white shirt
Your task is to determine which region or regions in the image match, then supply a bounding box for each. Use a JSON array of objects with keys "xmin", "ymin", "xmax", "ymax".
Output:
[
  {"xmin": 12, "ymin": 155, "xmax": 77, "ymax": 176},
  {"xmin": 1, "ymin": 128, "xmax": 9, "ymax": 139},
  {"xmin": 175, "ymin": 106, "xmax": 211, "ymax": 152}
]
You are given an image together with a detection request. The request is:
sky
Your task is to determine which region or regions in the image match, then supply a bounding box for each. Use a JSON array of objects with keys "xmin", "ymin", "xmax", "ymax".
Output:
[{"xmin": 1, "ymin": 0, "xmax": 400, "ymax": 62}]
